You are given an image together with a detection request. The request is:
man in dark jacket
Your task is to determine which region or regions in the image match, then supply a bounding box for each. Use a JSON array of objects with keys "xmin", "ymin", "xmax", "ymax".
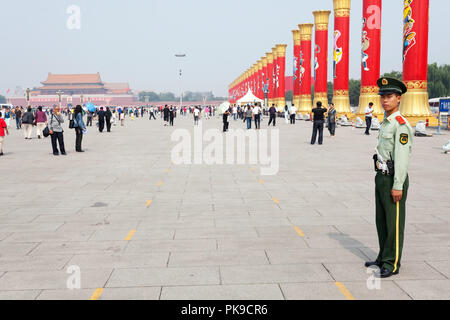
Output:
[
  {"xmin": 97, "ymin": 107, "xmax": 106, "ymax": 132},
  {"xmin": 268, "ymin": 104, "xmax": 277, "ymax": 127},
  {"xmin": 105, "ymin": 107, "xmax": 112, "ymax": 132},
  {"xmin": 311, "ymin": 101, "xmax": 328, "ymax": 145}
]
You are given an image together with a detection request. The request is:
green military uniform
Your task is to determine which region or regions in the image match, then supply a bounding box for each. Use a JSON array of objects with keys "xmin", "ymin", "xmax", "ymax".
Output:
[{"xmin": 374, "ymin": 78, "xmax": 413, "ymax": 275}]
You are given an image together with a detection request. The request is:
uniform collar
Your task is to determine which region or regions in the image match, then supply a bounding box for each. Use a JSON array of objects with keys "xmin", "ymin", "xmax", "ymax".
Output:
[{"xmin": 384, "ymin": 111, "xmax": 401, "ymax": 123}]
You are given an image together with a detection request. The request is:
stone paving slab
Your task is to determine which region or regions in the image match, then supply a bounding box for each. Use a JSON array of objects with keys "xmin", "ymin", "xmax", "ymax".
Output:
[
  {"xmin": 220, "ymin": 264, "xmax": 333, "ymax": 284},
  {"xmin": 106, "ymin": 267, "xmax": 220, "ymax": 287},
  {"xmin": 395, "ymin": 280, "xmax": 450, "ymax": 300},
  {"xmin": 160, "ymin": 284, "xmax": 284, "ymax": 300},
  {"xmin": 0, "ymin": 269, "xmax": 113, "ymax": 291},
  {"xmin": 266, "ymin": 248, "xmax": 368, "ymax": 265},
  {"xmin": 0, "ymin": 290, "xmax": 41, "ymax": 300},
  {"xmin": 168, "ymin": 250, "xmax": 269, "ymax": 267},
  {"xmin": 37, "ymin": 287, "xmax": 163, "ymax": 300},
  {"xmin": 0, "ymin": 255, "xmax": 72, "ymax": 272}
]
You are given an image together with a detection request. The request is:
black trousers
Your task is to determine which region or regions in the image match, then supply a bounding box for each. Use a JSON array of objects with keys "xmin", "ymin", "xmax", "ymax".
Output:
[
  {"xmin": 87, "ymin": 117, "xmax": 93, "ymax": 127},
  {"xmin": 223, "ymin": 121, "xmax": 229, "ymax": 132},
  {"xmin": 99, "ymin": 120, "xmax": 105, "ymax": 132},
  {"xmin": 75, "ymin": 127, "xmax": 83, "ymax": 151},
  {"xmin": 290, "ymin": 114, "xmax": 296, "ymax": 124},
  {"xmin": 149, "ymin": 113, "xmax": 156, "ymax": 120},
  {"xmin": 51, "ymin": 131, "xmax": 65, "ymax": 154},
  {"xmin": 170, "ymin": 116, "xmax": 174, "ymax": 126},
  {"xmin": 268, "ymin": 114, "xmax": 276, "ymax": 126},
  {"xmin": 254, "ymin": 115, "xmax": 261, "ymax": 129},
  {"xmin": 106, "ymin": 119, "xmax": 111, "ymax": 132},
  {"xmin": 328, "ymin": 122, "xmax": 336, "ymax": 136},
  {"xmin": 365, "ymin": 117, "xmax": 372, "ymax": 134},
  {"xmin": 311, "ymin": 120, "xmax": 324, "ymax": 145}
]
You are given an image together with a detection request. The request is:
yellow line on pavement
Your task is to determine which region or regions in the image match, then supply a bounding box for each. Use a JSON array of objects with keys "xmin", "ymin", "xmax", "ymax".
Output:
[
  {"xmin": 165, "ymin": 169, "xmax": 169, "ymax": 173},
  {"xmin": 259, "ymin": 179, "xmax": 264, "ymax": 184},
  {"xmin": 90, "ymin": 288, "xmax": 103, "ymax": 300},
  {"xmin": 125, "ymin": 230, "xmax": 136, "ymax": 241},
  {"xmin": 335, "ymin": 282, "xmax": 355, "ymax": 300},
  {"xmin": 294, "ymin": 226, "xmax": 305, "ymax": 237},
  {"xmin": 250, "ymin": 168, "xmax": 255, "ymax": 172},
  {"xmin": 146, "ymin": 200, "xmax": 152, "ymax": 207},
  {"xmin": 158, "ymin": 181, "xmax": 163, "ymax": 187},
  {"xmin": 272, "ymin": 198, "xmax": 279, "ymax": 204}
]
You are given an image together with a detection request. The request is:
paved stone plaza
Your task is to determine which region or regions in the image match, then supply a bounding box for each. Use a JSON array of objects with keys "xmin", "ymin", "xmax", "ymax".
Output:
[{"xmin": 0, "ymin": 114, "xmax": 449, "ymax": 300}]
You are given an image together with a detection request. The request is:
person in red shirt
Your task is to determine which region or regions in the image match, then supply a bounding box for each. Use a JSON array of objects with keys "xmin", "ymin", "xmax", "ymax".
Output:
[{"xmin": 0, "ymin": 111, "xmax": 10, "ymax": 156}]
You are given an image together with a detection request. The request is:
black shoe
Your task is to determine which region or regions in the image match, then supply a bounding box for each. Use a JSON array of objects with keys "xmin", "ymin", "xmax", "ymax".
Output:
[
  {"xmin": 77, "ymin": 150, "xmax": 85, "ymax": 153},
  {"xmin": 38, "ymin": 135, "xmax": 41, "ymax": 139},
  {"xmin": 53, "ymin": 153, "xmax": 59, "ymax": 156},
  {"xmin": 378, "ymin": 267, "xmax": 399, "ymax": 279},
  {"xmin": 365, "ymin": 261, "xmax": 382, "ymax": 268},
  {"xmin": 0, "ymin": 152, "xmax": 3, "ymax": 156},
  {"xmin": 61, "ymin": 152, "xmax": 67, "ymax": 155}
]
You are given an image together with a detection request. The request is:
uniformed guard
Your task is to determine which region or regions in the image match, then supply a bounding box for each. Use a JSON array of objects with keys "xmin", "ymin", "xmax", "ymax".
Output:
[{"xmin": 365, "ymin": 77, "xmax": 413, "ymax": 278}]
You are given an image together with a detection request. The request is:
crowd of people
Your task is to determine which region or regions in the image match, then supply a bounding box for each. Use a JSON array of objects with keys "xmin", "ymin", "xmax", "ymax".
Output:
[{"xmin": 0, "ymin": 101, "xmax": 373, "ymax": 157}]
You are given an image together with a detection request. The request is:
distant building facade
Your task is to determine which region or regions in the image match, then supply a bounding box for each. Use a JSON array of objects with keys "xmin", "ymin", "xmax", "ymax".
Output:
[{"xmin": 9, "ymin": 73, "xmax": 138, "ymax": 107}]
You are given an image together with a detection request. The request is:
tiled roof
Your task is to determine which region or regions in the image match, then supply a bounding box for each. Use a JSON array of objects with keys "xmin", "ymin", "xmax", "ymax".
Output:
[
  {"xmin": 41, "ymin": 73, "xmax": 103, "ymax": 85},
  {"xmin": 39, "ymin": 85, "xmax": 105, "ymax": 90}
]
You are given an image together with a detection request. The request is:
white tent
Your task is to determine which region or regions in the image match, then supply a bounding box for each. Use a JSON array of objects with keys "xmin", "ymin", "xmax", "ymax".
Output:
[{"xmin": 236, "ymin": 90, "xmax": 263, "ymax": 106}]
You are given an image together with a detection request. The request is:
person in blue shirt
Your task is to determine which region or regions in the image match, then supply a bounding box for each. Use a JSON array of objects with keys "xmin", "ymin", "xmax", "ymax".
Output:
[{"xmin": 73, "ymin": 105, "xmax": 86, "ymax": 152}]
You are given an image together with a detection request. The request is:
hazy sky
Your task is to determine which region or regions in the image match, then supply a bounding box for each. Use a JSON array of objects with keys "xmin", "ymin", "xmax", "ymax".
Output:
[{"xmin": 0, "ymin": 0, "xmax": 448, "ymax": 97}]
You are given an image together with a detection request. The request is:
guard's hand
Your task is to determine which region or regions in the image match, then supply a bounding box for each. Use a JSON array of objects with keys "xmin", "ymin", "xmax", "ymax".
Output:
[
  {"xmin": 392, "ymin": 190, "xmax": 403, "ymax": 203},
  {"xmin": 49, "ymin": 130, "xmax": 53, "ymax": 135}
]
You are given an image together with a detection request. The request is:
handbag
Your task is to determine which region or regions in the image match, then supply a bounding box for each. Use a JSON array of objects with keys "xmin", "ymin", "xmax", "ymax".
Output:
[{"xmin": 43, "ymin": 126, "xmax": 50, "ymax": 137}]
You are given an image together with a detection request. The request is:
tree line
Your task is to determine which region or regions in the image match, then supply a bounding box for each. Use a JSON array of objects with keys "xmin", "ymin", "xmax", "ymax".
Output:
[
  {"xmin": 139, "ymin": 91, "xmax": 226, "ymax": 103},
  {"xmin": 286, "ymin": 63, "xmax": 450, "ymax": 106}
]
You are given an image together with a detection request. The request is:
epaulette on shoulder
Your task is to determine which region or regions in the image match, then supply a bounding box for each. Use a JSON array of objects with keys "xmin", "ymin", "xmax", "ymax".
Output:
[{"xmin": 396, "ymin": 116, "xmax": 406, "ymax": 125}]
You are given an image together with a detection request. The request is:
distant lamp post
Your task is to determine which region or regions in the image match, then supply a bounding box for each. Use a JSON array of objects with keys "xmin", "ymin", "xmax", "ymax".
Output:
[
  {"xmin": 80, "ymin": 94, "xmax": 84, "ymax": 105},
  {"xmin": 26, "ymin": 88, "xmax": 31, "ymax": 106},
  {"xmin": 145, "ymin": 95, "xmax": 150, "ymax": 106},
  {"xmin": 56, "ymin": 90, "xmax": 64, "ymax": 108},
  {"xmin": 175, "ymin": 53, "xmax": 186, "ymax": 109}
]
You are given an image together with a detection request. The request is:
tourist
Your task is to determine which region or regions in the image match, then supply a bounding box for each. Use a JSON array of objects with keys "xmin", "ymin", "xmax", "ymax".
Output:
[
  {"xmin": 112, "ymin": 110, "xmax": 118, "ymax": 126},
  {"xmin": 365, "ymin": 102, "xmax": 374, "ymax": 135},
  {"xmin": 149, "ymin": 106, "xmax": 156, "ymax": 120},
  {"xmin": 193, "ymin": 107, "xmax": 200, "ymax": 126},
  {"xmin": 3, "ymin": 108, "xmax": 11, "ymax": 128},
  {"xmin": 120, "ymin": 111, "xmax": 125, "ymax": 126},
  {"xmin": 327, "ymin": 103, "xmax": 337, "ymax": 137},
  {"xmin": 21, "ymin": 107, "xmax": 35, "ymax": 140},
  {"xmin": 284, "ymin": 105, "xmax": 290, "ymax": 124},
  {"xmin": 253, "ymin": 103, "xmax": 261, "ymax": 130},
  {"xmin": 268, "ymin": 104, "xmax": 277, "ymax": 127},
  {"xmin": 86, "ymin": 110, "xmax": 94, "ymax": 127},
  {"xmin": 48, "ymin": 106, "xmax": 66, "ymax": 156},
  {"xmin": 244, "ymin": 105, "xmax": 253, "ymax": 130},
  {"xmin": 223, "ymin": 109, "xmax": 230, "ymax": 132},
  {"xmin": 15, "ymin": 106, "xmax": 22, "ymax": 129},
  {"xmin": 163, "ymin": 105, "xmax": 170, "ymax": 126},
  {"xmin": 98, "ymin": 107, "xmax": 106, "ymax": 132},
  {"xmin": 232, "ymin": 105, "xmax": 238, "ymax": 120},
  {"xmin": 310, "ymin": 101, "xmax": 327, "ymax": 145},
  {"xmin": 73, "ymin": 105, "xmax": 86, "ymax": 152},
  {"xmin": 169, "ymin": 106, "xmax": 175, "ymax": 126},
  {"xmin": 0, "ymin": 111, "xmax": 9, "ymax": 156},
  {"xmin": 290, "ymin": 105, "xmax": 297, "ymax": 125},
  {"xmin": 105, "ymin": 107, "xmax": 112, "ymax": 132},
  {"xmin": 35, "ymin": 106, "xmax": 47, "ymax": 139}
]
